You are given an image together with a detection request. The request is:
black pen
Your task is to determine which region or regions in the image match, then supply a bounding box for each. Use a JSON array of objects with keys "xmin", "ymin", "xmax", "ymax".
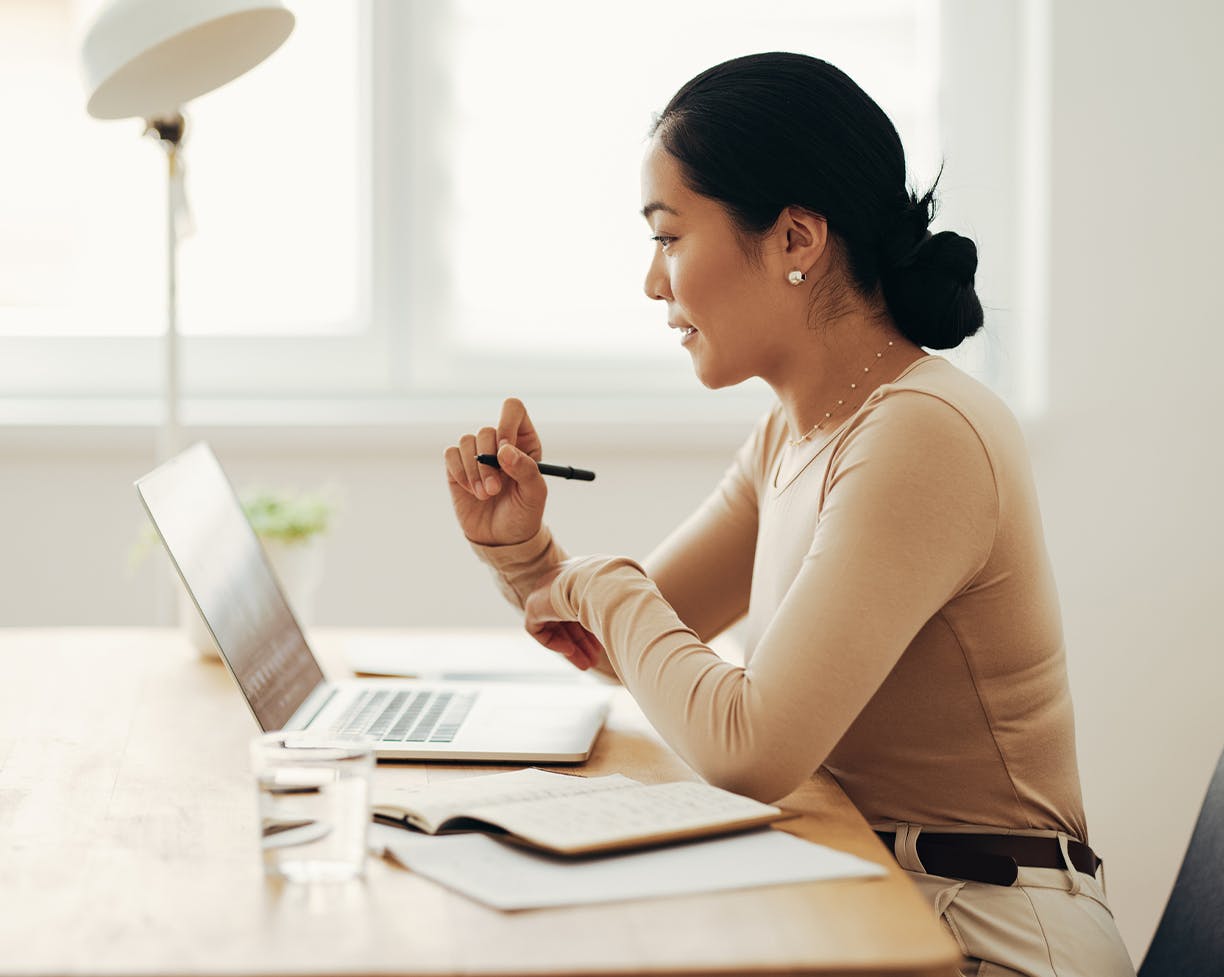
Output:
[{"xmin": 476, "ymin": 454, "xmax": 596, "ymax": 482}]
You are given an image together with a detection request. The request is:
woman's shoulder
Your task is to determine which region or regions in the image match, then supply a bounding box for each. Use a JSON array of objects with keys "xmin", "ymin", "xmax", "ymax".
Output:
[
  {"xmin": 865, "ymin": 355, "xmax": 1022, "ymax": 446},
  {"xmin": 840, "ymin": 356, "xmax": 1029, "ymax": 498}
]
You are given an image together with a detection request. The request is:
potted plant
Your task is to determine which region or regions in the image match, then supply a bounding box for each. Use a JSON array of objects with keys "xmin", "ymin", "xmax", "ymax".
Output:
[{"xmin": 238, "ymin": 488, "xmax": 332, "ymax": 617}]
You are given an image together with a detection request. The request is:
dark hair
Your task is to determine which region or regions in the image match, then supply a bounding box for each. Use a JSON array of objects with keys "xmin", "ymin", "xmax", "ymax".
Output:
[{"xmin": 651, "ymin": 52, "xmax": 982, "ymax": 350}]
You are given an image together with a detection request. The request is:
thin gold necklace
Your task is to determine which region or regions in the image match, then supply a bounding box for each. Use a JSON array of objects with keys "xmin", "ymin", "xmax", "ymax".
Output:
[{"xmin": 787, "ymin": 340, "xmax": 897, "ymax": 447}]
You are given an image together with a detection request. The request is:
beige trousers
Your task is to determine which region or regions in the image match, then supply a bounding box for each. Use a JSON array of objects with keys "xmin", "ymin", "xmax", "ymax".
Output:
[{"xmin": 873, "ymin": 822, "xmax": 1137, "ymax": 977}]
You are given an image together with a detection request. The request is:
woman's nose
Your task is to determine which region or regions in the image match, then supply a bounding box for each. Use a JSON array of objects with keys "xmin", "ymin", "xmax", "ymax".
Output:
[{"xmin": 643, "ymin": 250, "xmax": 672, "ymax": 302}]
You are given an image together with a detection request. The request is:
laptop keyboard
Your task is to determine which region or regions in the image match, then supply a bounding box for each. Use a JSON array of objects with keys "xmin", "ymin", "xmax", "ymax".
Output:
[{"xmin": 328, "ymin": 689, "xmax": 477, "ymax": 744}]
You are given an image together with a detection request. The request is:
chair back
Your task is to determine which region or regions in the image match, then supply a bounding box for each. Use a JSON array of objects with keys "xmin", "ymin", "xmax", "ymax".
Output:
[{"xmin": 1138, "ymin": 743, "xmax": 1224, "ymax": 977}]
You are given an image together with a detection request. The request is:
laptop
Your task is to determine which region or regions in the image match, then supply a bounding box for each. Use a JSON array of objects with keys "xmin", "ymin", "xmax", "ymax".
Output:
[{"xmin": 135, "ymin": 442, "xmax": 610, "ymax": 762}]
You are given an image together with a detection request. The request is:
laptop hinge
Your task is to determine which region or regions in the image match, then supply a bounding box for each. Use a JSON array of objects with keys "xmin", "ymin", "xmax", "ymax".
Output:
[{"xmin": 283, "ymin": 684, "xmax": 338, "ymax": 731}]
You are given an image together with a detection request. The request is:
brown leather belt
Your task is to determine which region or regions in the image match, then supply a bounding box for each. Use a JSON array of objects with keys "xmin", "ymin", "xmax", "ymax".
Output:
[{"xmin": 874, "ymin": 830, "xmax": 1102, "ymax": 887}]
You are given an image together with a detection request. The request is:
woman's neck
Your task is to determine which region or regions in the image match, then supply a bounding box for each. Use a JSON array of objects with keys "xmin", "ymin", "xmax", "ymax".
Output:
[{"xmin": 765, "ymin": 309, "xmax": 926, "ymax": 444}]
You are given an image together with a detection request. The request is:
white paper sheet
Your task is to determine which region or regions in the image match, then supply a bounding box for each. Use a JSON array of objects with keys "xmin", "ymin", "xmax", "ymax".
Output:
[
  {"xmin": 345, "ymin": 631, "xmax": 592, "ymax": 682},
  {"xmin": 371, "ymin": 823, "xmax": 886, "ymax": 911}
]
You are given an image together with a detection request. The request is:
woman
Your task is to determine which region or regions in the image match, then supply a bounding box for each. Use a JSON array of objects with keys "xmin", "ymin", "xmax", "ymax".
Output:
[{"xmin": 442, "ymin": 53, "xmax": 1135, "ymax": 977}]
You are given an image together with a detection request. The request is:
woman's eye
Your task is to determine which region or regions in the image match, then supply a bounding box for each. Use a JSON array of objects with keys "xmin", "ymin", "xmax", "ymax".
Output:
[{"xmin": 651, "ymin": 235, "xmax": 676, "ymax": 251}]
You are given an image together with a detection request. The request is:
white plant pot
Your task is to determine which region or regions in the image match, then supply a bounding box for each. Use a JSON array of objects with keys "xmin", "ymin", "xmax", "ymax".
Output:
[{"xmin": 180, "ymin": 535, "xmax": 326, "ymax": 659}]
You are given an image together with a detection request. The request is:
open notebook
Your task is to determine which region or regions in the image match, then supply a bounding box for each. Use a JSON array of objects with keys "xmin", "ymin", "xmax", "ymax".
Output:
[{"xmin": 372, "ymin": 767, "xmax": 788, "ymax": 856}]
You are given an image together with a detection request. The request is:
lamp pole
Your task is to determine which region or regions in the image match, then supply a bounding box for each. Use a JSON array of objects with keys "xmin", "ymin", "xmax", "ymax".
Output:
[
  {"xmin": 145, "ymin": 114, "xmax": 185, "ymax": 623},
  {"xmin": 79, "ymin": 0, "xmax": 294, "ymax": 462},
  {"xmin": 146, "ymin": 114, "xmax": 185, "ymax": 462},
  {"xmin": 79, "ymin": 0, "xmax": 295, "ymax": 624}
]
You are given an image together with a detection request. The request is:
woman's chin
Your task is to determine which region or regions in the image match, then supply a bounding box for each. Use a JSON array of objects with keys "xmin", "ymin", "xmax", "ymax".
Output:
[
  {"xmin": 691, "ymin": 363, "xmax": 743, "ymax": 390},
  {"xmin": 687, "ymin": 347, "xmax": 749, "ymax": 390}
]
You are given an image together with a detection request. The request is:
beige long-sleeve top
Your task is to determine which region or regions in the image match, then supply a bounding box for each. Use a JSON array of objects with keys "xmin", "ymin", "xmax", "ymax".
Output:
[{"xmin": 475, "ymin": 356, "xmax": 1087, "ymax": 840}]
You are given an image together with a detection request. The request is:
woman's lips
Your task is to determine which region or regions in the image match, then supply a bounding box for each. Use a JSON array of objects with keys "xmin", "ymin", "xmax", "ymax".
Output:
[{"xmin": 670, "ymin": 323, "xmax": 698, "ymax": 344}]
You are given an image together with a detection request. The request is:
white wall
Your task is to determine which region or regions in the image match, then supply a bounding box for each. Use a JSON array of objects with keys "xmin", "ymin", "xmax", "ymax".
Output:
[
  {"xmin": 2, "ymin": 0, "xmax": 1222, "ymax": 965},
  {"xmin": 0, "ymin": 416, "xmax": 748, "ymax": 629},
  {"xmin": 1040, "ymin": 0, "xmax": 1224, "ymax": 959}
]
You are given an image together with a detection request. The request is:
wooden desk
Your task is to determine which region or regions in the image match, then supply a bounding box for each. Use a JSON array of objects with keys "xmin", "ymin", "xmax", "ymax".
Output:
[{"xmin": 0, "ymin": 629, "xmax": 959, "ymax": 977}]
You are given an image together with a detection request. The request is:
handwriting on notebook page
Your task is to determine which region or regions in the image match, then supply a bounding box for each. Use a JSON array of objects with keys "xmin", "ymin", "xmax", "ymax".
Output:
[{"xmin": 467, "ymin": 781, "xmax": 778, "ymax": 850}]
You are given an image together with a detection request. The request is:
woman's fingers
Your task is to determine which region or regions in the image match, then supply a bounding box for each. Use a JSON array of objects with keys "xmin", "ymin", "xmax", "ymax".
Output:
[
  {"xmin": 523, "ymin": 569, "xmax": 602, "ymax": 671},
  {"xmin": 443, "ymin": 444, "xmax": 474, "ymax": 497},
  {"xmin": 561, "ymin": 622, "xmax": 602, "ymax": 670},
  {"xmin": 497, "ymin": 397, "xmax": 543, "ymax": 460},
  {"xmin": 552, "ymin": 624, "xmax": 588, "ymax": 669},
  {"xmin": 444, "ymin": 405, "xmax": 549, "ymax": 548},
  {"xmin": 528, "ymin": 620, "xmax": 601, "ymax": 671},
  {"xmin": 532, "ymin": 623, "xmax": 593, "ymax": 670},
  {"xmin": 527, "ymin": 621, "xmax": 567, "ymax": 654},
  {"xmin": 474, "ymin": 426, "xmax": 500, "ymax": 496},
  {"xmin": 444, "ymin": 433, "xmax": 495, "ymax": 502},
  {"xmin": 560, "ymin": 622, "xmax": 600, "ymax": 669},
  {"xmin": 580, "ymin": 631, "xmax": 604, "ymax": 667},
  {"xmin": 494, "ymin": 441, "xmax": 547, "ymax": 510},
  {"xmin": 447, "ymin": 399, "xmax": 538, "ymax": 502},
  {"xmin": 455, "ymin": 433, "xmax": 486, "ymax": 499}
]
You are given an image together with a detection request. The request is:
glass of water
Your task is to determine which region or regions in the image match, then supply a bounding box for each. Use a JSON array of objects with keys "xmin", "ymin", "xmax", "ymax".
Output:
[{"xmin": 250, "ymin": 733, "xmax": 375, "ymax": 883}]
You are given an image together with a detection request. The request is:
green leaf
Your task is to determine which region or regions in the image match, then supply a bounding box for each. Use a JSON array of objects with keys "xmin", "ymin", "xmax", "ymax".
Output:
[{"xmin": 239, "ymin": 489, "xmax": 332, "ymax": 542}]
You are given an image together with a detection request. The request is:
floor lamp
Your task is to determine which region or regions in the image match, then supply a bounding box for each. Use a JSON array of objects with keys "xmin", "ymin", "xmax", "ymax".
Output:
[{"xmin": 80, "ymin": 0, "xmax": 295, "ymax": 463}]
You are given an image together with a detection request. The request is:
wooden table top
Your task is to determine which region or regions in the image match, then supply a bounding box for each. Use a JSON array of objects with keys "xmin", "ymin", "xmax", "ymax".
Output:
[{"xmin": 0, "ymin": 628, "xmax": 959, "ymax": 977}]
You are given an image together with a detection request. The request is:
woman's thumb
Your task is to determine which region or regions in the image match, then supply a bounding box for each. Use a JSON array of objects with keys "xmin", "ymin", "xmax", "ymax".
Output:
[{"xmin": 497, "ymin": 442, "xmax": 546, "ymax": 503}]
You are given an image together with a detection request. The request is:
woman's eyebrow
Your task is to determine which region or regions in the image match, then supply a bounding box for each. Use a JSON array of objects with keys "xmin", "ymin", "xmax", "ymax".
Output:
[{"xmin": 641, "ymin": 201, "xmax": 680, "ymax": 219}]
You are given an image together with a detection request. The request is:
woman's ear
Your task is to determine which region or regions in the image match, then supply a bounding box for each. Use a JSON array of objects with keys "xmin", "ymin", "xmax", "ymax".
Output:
[{"xmin": 781, "ymin": 206, "xmax": 828, "ymax": 276}]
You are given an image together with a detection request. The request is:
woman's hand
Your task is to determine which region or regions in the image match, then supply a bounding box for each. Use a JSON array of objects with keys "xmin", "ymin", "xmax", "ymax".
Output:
[
  {"xmin": 443, "ymin": 398, "xmax": 548, "ymax": 546},
  {"xmin": 524, "ymin": 566, "xmax": 604, "ymax": 671}
]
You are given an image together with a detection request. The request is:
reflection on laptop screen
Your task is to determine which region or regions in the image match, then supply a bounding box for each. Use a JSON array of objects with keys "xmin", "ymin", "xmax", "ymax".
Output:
[{"xmin": 136, "ymin": 443, "xmax": 325, "ymax": 731}]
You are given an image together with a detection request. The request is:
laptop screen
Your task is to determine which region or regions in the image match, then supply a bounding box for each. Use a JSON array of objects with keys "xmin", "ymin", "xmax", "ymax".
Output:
[{"xmin": 136, "ymin": 442, "xmax": 326, "ymax": 732}]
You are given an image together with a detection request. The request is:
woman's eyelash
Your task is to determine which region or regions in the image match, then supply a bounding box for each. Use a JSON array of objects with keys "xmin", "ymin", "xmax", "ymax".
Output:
[{"xmin": 651, "ymin": 235, "xmax": 676, "ymax": 249}]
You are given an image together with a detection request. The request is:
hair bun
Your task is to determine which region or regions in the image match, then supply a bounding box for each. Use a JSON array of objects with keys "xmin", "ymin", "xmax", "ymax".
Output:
[{"xmin": 881, "ymin": 230, "xmax": 983, "ymax": 349}]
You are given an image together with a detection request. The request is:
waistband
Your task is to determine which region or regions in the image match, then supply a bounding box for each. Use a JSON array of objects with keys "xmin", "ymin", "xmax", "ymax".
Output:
[{"xmin": 874, "ymin": 829, "xmax": 1102, "ymax": 887}]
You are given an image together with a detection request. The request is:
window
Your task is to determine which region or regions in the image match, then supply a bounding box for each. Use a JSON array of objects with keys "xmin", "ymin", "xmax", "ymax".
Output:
[
  {"xmin": 445, "ymin": 0, "xmax": 941, "ymax": 361},
  {"xmin": 0, "ymin": 0, "xmax": 360, "ymax": 339},
  {"xmin": 405, "ymin": 0, "xmax": 945, "ymax": 395},
  {"xmin": 0, "ymin": 0, "xmax": 372, "ymax": 400},
  {"xmin": 0, "ymin": 0, "xmax": 1017, "ymax": 412}
]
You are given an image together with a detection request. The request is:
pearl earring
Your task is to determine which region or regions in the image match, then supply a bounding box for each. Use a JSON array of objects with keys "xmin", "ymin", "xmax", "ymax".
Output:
[{"xmin": 787, "ymin": 269, "xmax": 807, "ymax": 286}]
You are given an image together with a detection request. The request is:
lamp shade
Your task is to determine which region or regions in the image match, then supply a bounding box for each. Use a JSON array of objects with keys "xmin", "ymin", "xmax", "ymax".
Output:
[{"xmin": 81, "ymin": 0, "xmax": 294, "ymax": 120}]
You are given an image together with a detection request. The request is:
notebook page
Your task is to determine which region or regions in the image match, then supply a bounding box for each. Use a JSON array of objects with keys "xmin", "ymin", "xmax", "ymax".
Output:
[
  {"xmin": 373, "ymin": 768, "xmax": 635, "ymax": 833},
  {"xmin": 466, "ymin": 781, "xmax": 781, "ymax": 853}
]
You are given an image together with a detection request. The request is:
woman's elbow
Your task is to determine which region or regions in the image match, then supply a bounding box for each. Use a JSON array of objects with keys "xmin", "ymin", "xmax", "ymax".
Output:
[{"xmin": 696, "ymin": 755, "xmax": 811, "ymax": 805}]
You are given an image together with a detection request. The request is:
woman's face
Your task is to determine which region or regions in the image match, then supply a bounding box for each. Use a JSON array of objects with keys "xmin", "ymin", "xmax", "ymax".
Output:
[{"xmin": 640, "ymin": 140, "xmax": 792, "ymax": 389}]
